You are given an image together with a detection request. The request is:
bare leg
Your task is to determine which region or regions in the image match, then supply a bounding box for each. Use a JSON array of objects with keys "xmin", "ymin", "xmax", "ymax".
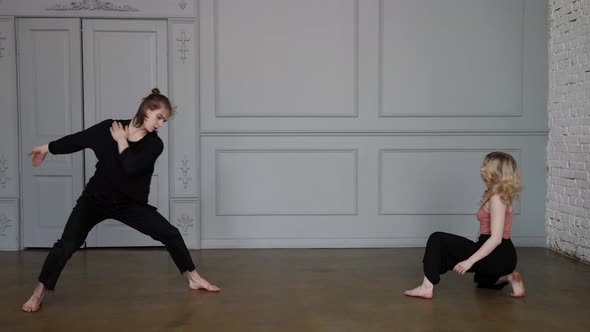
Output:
[
  {"xmin": 22, "ymin": 282, "xmax": 47, "ymax": 312},
  {"xmin": 184, "ymin": 270, "xmax": 220, "ymax": 292},
  {"xmin": 404, "ymin": 276, "xmax": 434, "ymax": 299},
  {"xmin": 506, "ymin": 271, "xmax": 525, "ymax": 297}
]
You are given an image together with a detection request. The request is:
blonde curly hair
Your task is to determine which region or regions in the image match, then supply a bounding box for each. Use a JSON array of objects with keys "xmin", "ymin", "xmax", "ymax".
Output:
[{"xmin": 481, "ymin": 152, "xmax": 521, "ymax": 206}]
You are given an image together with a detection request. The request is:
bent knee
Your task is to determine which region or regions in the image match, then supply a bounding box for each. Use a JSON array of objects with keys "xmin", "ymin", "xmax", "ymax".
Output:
[
  {"xmin": 426, "ymin": 231, "xmax": 451, "ymax": 248},
  {"xmin": 428, "ymin": 231, "xmax": 445, "ymax": 241},
  {"xmin": 155, "ymin": 226, "xmax": 183, "ymax": 243},
  {"xmin": 52, "ymin": 239, "xmax": 82, "ymax": 257}
]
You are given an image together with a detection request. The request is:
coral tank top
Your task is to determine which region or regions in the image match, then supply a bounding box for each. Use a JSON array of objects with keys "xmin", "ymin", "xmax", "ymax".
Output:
[{"xmin": 476, "ymin": 206, "xmax": 512, "ymax": 239}]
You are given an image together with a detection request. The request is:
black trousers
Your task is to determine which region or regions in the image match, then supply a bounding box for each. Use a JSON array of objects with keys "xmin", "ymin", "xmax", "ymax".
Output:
[
  {"xmin": 38, "ymin": 191, "xmax": 196, "ymax": 291},
  {"xmin": 423, "ymin": 232, "xmax": 517, "ymax": 288}
]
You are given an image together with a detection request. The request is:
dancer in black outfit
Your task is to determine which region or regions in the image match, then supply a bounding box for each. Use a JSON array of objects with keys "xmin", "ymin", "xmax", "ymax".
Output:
[
  {"xmin": 23, "ymin": 89, "xmax": 219, "ymax": 313},
  {"xmin": 404, "ymin": 152, "xmax": 525, "ymax": 299}
]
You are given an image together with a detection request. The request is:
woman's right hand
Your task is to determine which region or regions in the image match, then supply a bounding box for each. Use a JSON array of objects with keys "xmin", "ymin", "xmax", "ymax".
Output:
[
  {"xmin": 110, "ymin": 121, "xmax": 129, "ymax": 143},
  {"xmin": 28, "ymin": 144, "xmax": 49, "ymax": 167}
]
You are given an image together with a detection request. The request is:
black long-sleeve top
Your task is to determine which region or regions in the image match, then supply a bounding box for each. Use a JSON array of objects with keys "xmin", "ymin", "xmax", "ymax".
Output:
[{"xmin": 48, "ymin": 119, "xmax": 163, "ymax": 204}]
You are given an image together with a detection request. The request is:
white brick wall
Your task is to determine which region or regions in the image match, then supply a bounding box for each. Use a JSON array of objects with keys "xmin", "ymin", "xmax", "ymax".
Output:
[{"xmin": 548, "ymin": 0, "xmax": 590, "ymax": 262}]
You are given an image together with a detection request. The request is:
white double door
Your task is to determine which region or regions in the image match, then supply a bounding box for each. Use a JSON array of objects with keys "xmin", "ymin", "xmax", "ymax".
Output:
[{"xmin": 19, "ymin": 18, "xmax": 169, "ymax": 248}]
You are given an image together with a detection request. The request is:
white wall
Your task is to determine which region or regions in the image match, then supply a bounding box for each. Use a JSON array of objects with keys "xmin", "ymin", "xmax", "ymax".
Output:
[
  {"xmin": 0, "ymin": 0, "xmax": 549, "ymax": 249},
  {"xmin": 199, "ymin": 0, "xmax": 549, "ymax": 248},
  {"xmin": 0, "ymin": 17, "xmax": 18, "ymax": 249},
  {"xmin": 547, "ymin": 0, "xmax": 590, "ymax": 262},
  {"xmin": 0, "ymin": 1, "xmax": 203, "ymax": 249}
]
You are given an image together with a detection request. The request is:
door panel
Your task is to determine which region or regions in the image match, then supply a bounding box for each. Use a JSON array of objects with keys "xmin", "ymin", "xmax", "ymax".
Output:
[
  {"xmin": 18, "ymin": 18, "xmax": 84, "ymax": 247},
  {"xmin": 82, "ymin": 19, "xmax": 169, "ymax": 247}
]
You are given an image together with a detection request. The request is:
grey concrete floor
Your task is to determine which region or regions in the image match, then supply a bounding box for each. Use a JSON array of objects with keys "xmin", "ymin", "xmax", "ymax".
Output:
[{"xmin": 0, "ymin": 247, "xmax": 588, "ymax": 332}]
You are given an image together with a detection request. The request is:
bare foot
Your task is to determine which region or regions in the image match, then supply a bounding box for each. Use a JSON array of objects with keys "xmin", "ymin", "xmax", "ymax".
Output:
[
  {"xmin": 185, "ymin": 270, "xmax": 220, "ymax": 292},
  {"xmin": 404, "ymin": 276, "xmax": 434, "ymax": 299},
  {"xmin": 404, "ymin": 285, "xmax": 433, "ymax": 299},
  {"xmin": 507, "ymin": 271, "xmax": 525, "ymax": 297},
  {"xmin": 22, "ymin": 283, "xmax": 46, "ymax": 313}
]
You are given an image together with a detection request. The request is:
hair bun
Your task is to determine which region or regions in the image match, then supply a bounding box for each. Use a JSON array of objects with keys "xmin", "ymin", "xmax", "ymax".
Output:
[{"xmin": 151, "ymin": 88, "xmax": 161, "ymax": 95}]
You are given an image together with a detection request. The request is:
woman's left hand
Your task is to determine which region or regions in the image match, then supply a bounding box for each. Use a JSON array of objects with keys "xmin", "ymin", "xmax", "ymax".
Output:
[
  {"xmin": 110, "ymin": 121, "xmax": 129, "ymax": 142},
  {"xmin": 453, "ymin": 260, "xmax": 474, "ymax": 275}
]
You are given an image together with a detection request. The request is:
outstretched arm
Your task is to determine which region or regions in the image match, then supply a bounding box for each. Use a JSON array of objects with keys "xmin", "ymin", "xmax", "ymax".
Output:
[
  {"xmin": 453, "ymin": 194, "xmax": 506, "ymax": 275},
  {"xmin": 30, "ymin": 120, "xmax": 109, "ymax": 168},
  {"xmin": 47, "ymin": 120, "xmax": 108, "ymax": 155}
]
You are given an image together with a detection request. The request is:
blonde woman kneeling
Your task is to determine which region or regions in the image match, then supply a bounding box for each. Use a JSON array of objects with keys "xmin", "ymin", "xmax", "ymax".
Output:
[{"xmin": 404, "ymin": 152, "xmax": 525, "ymax": 299}]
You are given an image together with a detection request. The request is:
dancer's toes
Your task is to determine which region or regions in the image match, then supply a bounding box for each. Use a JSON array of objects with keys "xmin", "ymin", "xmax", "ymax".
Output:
[
  {"xmin": 403, "ymin": 286, "xmax": 433, "ymax": 299},
  {"xmin": 189, "ymin": 276, "xmax": 220, "ymax": 292},
  {"xmin": 200, "ymin": 281, "xmax": 220, "ymax": 292},
  {"xmin": 206, "ymin": 283, "xmax": 221, "ymax": 292},
  {"xmin": 22, "ymin": 297, "xmax": 42, "ymax": 313}
]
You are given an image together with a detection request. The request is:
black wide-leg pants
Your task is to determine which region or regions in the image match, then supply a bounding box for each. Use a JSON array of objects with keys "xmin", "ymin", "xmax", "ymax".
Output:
[
  {"xmin": 423, "ymin": 232, "xmax": 517, "ymax": 288},
  {"xmin": 38, "ymin": 191, "xmax": 195, "ymax": 291}
]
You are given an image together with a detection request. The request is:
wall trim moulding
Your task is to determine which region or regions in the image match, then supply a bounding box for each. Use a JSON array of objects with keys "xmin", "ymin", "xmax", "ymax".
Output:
[
  {"xmin": 177, "ymin": 154, "xmax": 193, "ymax": 190},
  {"xmin": 0, "ymin": 0, "xmax": 196, "ymax": 18},
  {"xmin": 0, "ymin": 155, "xmax": 10, "ymax": 189},
  {"xmin": 201, "ymin": 236, "xmax": 546, "ymax": 248},
  {"xmin": 0, "ymin": 31, "xmax": 7, "ymax": 59},
  {"xmin": 214, "ymin": 149, "xmax": 359, "ymax": 216},
  {"xmin": 377, "ymin": 148, "xmax": 522, "ymax": 215},
  {"xmin": 377, "ymin": 0, "xmax": 526, "ymax": 118},
  {"xmin": 200, "ymin": 130, "xmax": 549, "ymax": 137},
  {"xmin": 46, "ymin": 0, "xmax": 139, "ymax": 11},
  {"xmin": 212, "ymin": 0, "xmax": 360, "ymax": 118}
]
